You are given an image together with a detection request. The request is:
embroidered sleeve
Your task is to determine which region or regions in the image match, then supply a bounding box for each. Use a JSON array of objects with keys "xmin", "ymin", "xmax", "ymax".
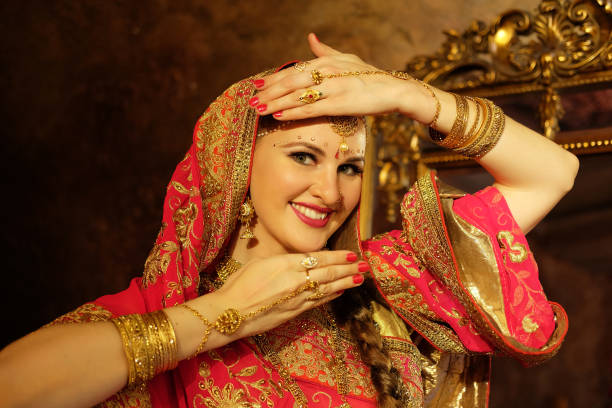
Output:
[{"xmin": 364, "ymin": 172, "xmax": 568, "ymax": 367}]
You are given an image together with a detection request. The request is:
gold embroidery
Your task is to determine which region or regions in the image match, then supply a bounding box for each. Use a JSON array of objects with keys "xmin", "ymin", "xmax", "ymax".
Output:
[
  {"xmin": 365, "ymin": 249, "xmax": 467, "ymax": 353},
  {"xmin": 143, "ymin": 240, "xmax": 179, "ymax": 288},
  {"xmin": 46, "ymin": 303, "xmax": 113, "ymax": 326},
  {"xmin": 497, "ymin": 231, "xmax": 528, "ymax": 263},
  {"xmin": 196, "ymin": 347, "xmax": 282, "ymax": 407},
  {"xmin": 96, "ymin": 385, "xmax": 152, "ymax": 408},
  {"xmin": 194, "ymin": 381, "xmax": 251, "ymax": 408},
  {"xmin": 261, "ymin": 308, "xmax": 377, "ymax": 399},
  {"xmin": 522, "ymin": 316, "xmax": 539, "ymax": 333}
]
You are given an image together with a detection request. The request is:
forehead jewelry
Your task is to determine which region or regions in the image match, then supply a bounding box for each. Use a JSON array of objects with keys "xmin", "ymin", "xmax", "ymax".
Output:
[
  {"xmin": 257, "ymin": 120, "xmax": 293, "ymax": 138},
  {"xmin": 328, "ymin": 116, "xmax": 360, "ymax": 156}
]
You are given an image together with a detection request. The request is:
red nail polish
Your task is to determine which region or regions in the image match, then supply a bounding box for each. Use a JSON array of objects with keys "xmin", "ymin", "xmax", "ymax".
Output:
[
  {"xmin": 273, "ymin": 111, "xmax": 283, "ymax": 118},
  {"xmin": 249, "ymin": 96, "xmax": 259, "ymax": 107},
  {"xmin": 358, "ymin": 262, "xmax": 369, "ymax": 272},
  {"xmin": 336, "ymin": 290, "xmax": 345, "ymax": 295},
  {"xmin": 257, "ymin": 104, "xmax": 267, "ymax": 113},
  {"xmin": 346, "ymin": 252, "xmax": 357, "ymax": 262},
  {"xmin": 254, "ymin": 79, "xmax": 265, "ymax": 88},
  {"xmin": 313, "ymin": 33, "xmax": 319, "ymax": 42},
  {"xmin": 353, "ymin": 274, "xmax": 364, "ymax": 284}
]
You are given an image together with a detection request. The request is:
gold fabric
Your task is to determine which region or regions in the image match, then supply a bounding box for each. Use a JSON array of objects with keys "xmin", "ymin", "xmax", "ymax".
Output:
[
  {"xmin": 442, "ymin": 198, "xmax": 510, "ymax": 336},
  {"xmin": 410, "ymin": 173, "xmax": 567, "ymax": 366}
]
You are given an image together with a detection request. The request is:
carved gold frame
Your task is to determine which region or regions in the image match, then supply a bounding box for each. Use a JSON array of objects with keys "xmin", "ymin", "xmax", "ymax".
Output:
[{"xmin": 370, "ymin": 0, "xmax": 612, "ymax": 226}]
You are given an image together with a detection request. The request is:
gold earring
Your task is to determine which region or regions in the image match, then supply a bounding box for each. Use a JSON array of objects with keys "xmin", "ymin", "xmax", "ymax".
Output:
[{"xmin": 239, "ymin": 197, "xmax": 255, "ymax": 239}]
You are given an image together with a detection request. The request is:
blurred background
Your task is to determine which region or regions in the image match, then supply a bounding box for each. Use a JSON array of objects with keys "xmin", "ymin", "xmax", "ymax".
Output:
[{"xmin": 1, "ymin": 1, "xmax": 610, "ymax": 407}]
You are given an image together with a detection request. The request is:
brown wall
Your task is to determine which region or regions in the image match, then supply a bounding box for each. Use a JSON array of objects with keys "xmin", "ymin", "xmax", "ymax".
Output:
[{"xmin": 2, "ymin": 1, "xmax": 610, "ymax": 407}]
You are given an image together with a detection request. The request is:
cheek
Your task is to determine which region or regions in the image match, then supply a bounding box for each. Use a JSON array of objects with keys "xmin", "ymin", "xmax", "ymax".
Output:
[
  {"xmin": 341, "ymin": 177, "xmax": 362, "ymax": 211},
  {"xmin": 251, "ymin": 156, "xmax": 304, "ymax": 202}
]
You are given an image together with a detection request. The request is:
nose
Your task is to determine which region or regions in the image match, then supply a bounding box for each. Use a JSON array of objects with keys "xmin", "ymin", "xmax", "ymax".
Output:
[{"xmin": 311, "ymin": 166, "xmax": 342, "ymax": 209}]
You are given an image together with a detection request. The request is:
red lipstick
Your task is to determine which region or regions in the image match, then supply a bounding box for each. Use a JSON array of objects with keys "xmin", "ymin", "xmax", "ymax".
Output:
[{"xmin": 290, "ymin": 202, "xmax": 332, "ymax": 228}]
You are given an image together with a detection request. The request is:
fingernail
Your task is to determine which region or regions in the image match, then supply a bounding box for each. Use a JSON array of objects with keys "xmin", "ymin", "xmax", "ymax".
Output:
[
  {"xmin": 336, "ymin": 290, "xmax": 345, "ymax": 295},
  {"xmin": 346, "ymin": 252, "xmax": 357, "ymax": 262},
  {"xmin": 249, "ymin": 96, "xmax": 259, "ymax": 107},
  {"xmin": 273, "ymin": 111, "xmax": 283, "ymax": 118},
  {"xmin": 253, "ymin": 79, "xmax": 265, "ymax": 88},
  {"xmin": 313, "ymin": 33, "xmax": 319, "ymax": 42},
  {"xmin": 257, "ymin": 104, "xmax": 267, "ymax": 113},
  {"xmin": 353, "ymin": 274, "xmax": 364, "ymax": 284},
  {"xmin": 358, "ymin": 262, "xmax": 369, "ymax": 272}
]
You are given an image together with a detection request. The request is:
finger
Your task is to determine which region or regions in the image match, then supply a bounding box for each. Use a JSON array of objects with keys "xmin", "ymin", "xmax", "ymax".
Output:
[
  {"xmin": 255, "ymin": 72, "xmax": 319, "ymax": 106},
  {"xmin": 308, "ymin": 33, "xmax": 342, "ymax": 57},
  {"xmin": 310, "ymin": 261, "xmax": 369, "ymax": 284},
  {"xmin": 269, "ymin": 97, "xmax": 348, "ymax": 121},
  {"xmin": 292, "ymin": 250, "xmax": 359, "ymax": 271},
  {"xmin": 304, "ymin": 272, "xmax": 366, "ymax": 305},
  {"xmin": 256, "ymin": 85, "xmax": 332, "ymax": 116}
]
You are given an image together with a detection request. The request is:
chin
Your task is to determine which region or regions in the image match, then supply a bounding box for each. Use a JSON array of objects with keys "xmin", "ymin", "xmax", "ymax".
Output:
[{"xmin": 286, "ymin": 240, "xmax": 327, "ymax": 254}]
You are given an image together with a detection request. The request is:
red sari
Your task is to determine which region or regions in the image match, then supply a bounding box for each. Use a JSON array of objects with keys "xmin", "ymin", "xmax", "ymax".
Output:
[{"xmin": 50, "ymin": 70, "xmax": 568, "ymax": 408}]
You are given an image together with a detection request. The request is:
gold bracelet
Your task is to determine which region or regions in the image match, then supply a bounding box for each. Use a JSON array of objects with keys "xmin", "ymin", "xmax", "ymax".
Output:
[
  {"xmin": 179, "ymin": 278, "xmax": 331, "ymax": 358},
  {"xmin": 111, "ymin": 311, "xmax": 179, "ymax": 387},
  {"xmin": 437, "ymin": 94, "xmax": 469, "ymax": 148},
  {"xmin": 455, "ymin": 98, "xmax": 494, "ymax": 155},
  {"xmin": 464, "ymin": 96, "xmax": 481, "ymax": 145},
  {"xmin": 112, "ymin": 316, "xmax": 136, "ymax": 386},
  {"xmin": 462, "ymin": 104, "xmax": 506, "ymax": 158},
  {"xmin": 179, "ymin": 304, "xmax": 213, "ymax": 358}
]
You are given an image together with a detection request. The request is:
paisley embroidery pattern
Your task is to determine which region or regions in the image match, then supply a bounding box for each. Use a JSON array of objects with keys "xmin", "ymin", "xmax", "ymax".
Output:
[{"xmin": 497, "ymin": 231, "xmax": 527, "ymax": 263}]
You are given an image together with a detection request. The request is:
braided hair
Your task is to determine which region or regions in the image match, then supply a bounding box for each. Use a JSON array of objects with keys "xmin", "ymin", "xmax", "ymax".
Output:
[{"xmin": 331, "ymin": 280, "xmax": 405, "ymax": 407}]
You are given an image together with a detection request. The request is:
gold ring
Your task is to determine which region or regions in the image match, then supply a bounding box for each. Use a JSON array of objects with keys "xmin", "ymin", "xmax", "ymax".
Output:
[
  {"xmin": 294, "ymin": 61, "xmax": 309, "ymax": 72},
  {"xmin": 300, "ymin": 255, "xmax": 319, "ymax": 270},
  {"xmin": 306, "ymin": 291, "xmax": 326, "ymax": 301},
  {"xmin": 311, "ymin": 70, "xmax": 323, "ymax": 85},
  {"xmin": 298, "ymin": 89, "xmax": 322, "ymax": 104},
  {"xmin": 303, "ymin": 279, "xmax": 325, "ymax": 301}
]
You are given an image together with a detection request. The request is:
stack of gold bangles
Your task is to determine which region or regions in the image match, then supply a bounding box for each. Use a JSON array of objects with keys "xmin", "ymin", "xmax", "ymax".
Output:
[
  {"xmin": 111, "ymin": 310, "xmax": 178, "ymax": 387},
  {"xmin": 428, "ymin": 93, "xmax": 505, "ymax": 159}
]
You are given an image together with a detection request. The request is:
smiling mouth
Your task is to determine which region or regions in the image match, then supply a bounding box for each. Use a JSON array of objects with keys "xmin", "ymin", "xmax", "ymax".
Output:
[{"xmin": 290, "ymin": 202, "xmax": 332, "ymax": 227}]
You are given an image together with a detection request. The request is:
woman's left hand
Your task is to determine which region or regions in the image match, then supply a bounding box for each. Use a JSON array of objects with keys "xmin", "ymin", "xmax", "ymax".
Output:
[{"xmin": 251, "ymin": 33, "xmax": 435, "ymax": 124}]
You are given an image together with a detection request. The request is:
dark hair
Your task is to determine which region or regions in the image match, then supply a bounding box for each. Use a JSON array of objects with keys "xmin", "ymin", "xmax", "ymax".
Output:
[{"xmin": 332, "ymin": 281, "xmax": 404, "ymax": 407}]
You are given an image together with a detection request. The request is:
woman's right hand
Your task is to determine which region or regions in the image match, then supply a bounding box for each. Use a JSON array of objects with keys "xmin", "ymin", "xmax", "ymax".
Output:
[{"xmin": 183, "ymin": 250, "xmax": 367, "ymax": 349}]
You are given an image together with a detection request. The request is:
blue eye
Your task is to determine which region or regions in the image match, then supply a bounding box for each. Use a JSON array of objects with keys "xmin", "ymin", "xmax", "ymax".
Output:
[{"xmin": 290, "ymin": 152, "xmax": 315, "ymax": 165}]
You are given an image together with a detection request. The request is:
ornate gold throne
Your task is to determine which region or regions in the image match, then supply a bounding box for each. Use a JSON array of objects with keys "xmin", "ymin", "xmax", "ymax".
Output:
[
  {"xmin": 363, "ymin": 0, "xmax": 611, "ymax": 237},
  {"xmin": 360, "ymin": 1, "xmax": 611, "ymax": 406}
]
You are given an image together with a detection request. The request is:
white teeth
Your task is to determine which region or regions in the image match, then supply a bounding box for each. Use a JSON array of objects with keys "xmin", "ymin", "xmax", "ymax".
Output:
[{"xmin": 291, "ymin": 203, "xmax": 328, "ymax": 220}]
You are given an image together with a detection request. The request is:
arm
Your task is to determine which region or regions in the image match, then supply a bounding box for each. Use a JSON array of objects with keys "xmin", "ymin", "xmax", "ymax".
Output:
[
  {"xmin": 0, "ymin": 250, "xmax": 363, "ymax": 408},
  {"xmin": 0, "ymin": 293, "xmax": 230, "ymax": 408},
  {"xmin": 399, "ymin": 87, "xmax": 579, "ymax": 233},
  {"xmin": 254, "ymin": 33, "xmax": 579, "ymax": 233}
]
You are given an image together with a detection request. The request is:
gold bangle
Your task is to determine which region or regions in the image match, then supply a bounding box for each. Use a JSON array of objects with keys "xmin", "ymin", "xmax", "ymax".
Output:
[
  {"xmin": 463, "ymin": 104, "xmax": 506, "ymax": 158},
  {"xmin": 111, "ymin": 311, "xmax": 179, "ymax": 387},
  {"xmin": 438, "ymin": 94, "xmax": 469, "ymax": 148},
  {"xmin": 464, "ymin": 96, "xmax": 481, "ymax": 145},
  {"xmin": 456, "ymin": 98, "xmax": 494, "ymax": 155},
  {"xmin": 112, "ymin": 316, "xmax": 136, "ymax": 386}
]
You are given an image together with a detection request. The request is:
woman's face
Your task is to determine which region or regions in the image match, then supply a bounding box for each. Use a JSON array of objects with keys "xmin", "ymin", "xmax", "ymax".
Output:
[{"xmin": 248, "ymin": 117, "xmax": 366, "ymax": 255}]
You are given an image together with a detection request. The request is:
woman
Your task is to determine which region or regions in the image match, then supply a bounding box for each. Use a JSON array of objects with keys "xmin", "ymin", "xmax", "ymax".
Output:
[{"xmin": 0, "ymin": 34, "xmax": 577, "ymax": 407}]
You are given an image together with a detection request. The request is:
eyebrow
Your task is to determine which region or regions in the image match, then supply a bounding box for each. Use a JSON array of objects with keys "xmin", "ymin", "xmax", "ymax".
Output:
[{"xmin": 280, "ymin": 141, "xmax": 365, "ymax": 164}]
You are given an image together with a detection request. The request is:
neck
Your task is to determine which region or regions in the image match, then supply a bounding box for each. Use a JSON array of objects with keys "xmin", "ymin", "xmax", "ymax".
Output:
[{"xmin": 229, "ymin": 224, "xmax": 292, "ymax": 264}]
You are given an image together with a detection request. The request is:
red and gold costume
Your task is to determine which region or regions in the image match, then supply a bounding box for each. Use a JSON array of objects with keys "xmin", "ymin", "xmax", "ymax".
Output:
[{"xmin": 50, "ymin": 69, "xmax": 567, "ymax": 407}]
